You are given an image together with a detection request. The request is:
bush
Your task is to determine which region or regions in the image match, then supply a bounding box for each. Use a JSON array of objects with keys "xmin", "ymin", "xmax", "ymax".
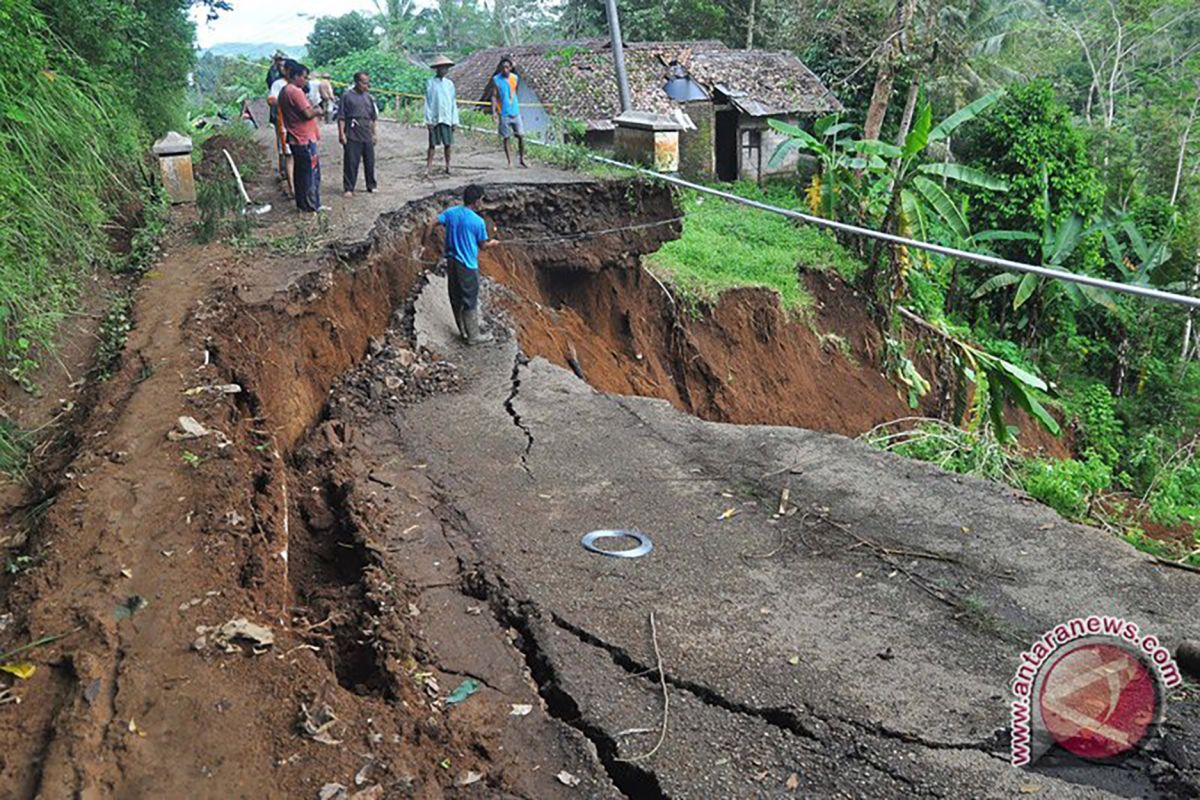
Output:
[
  {"xmin": 1071, "ymin": 383, "xmax": 1124, "ymax": 469},
  {"xmin": 957, "ymin": 81, "xmax": 1104, "ymax": 268},
  {"xmin": 1145, "ymin": 460, "xmax": 1200, "ymax": 527},
  {"xmin": 1019, "ymin": 456, "xmax": 1112, "ymax": 521},
  {"xmin": 320, "ymin": 47, "xmax": 429, "ymax": 100}
]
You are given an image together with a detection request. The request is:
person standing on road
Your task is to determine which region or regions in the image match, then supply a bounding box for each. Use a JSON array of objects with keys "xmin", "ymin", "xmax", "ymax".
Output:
[
  {"xmin": 268, "ymin": 59, "xmax": 295, "ymax": 197},
  {"xmin": 423, "ymin": 55, "xmax": 459, "ymax": 178},
  {"xmin": 491, "ymin": 57, "xmax": 526, "ymax": 168},
  {"xmin": 266, "ymin": 51, "xmax": 285, "ymax": 91},
  {"xmin": 316, "ymin": 73, "xmax": 336, "ymax": 121},
  {"xmin": 436, "ymin": 184, "xmax": 497, "ymax": 344},
  {"xmin": 339, "ymin": 71, "xmax": 378, "ymax": 197},
  {"xmin": 278, "ymin": 63, "xmax": 325, "ymax": 213}
]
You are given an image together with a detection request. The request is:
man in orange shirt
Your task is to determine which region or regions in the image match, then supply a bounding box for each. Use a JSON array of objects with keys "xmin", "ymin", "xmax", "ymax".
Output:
[{"xmin": 490, "ymin": 57, "xmax": 526, "ymax": 168}]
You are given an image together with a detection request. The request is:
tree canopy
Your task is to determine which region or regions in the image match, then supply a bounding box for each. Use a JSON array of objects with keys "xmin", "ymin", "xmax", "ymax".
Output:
[{"xmin": 305, "ymin": 11, "xmax": 378, "ymax": 67}]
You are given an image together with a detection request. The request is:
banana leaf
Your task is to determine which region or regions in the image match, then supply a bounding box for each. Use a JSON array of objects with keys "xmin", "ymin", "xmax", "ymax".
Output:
[
  {"xmin": 822, "ymin": 122, "xmax": 857, "ymax": 139},
  {"xmin": 970, "ymin": 230, "xmax": 1040, "ymax": 243},
  {"xmin": 912, "ymin": 176, "xmax": 969, "ymax": 241},
  {"xmin": 848, "ymin": 139, "xmax": 903, "ymax": 159},
  {"xmin": 902, "ymin": 102, "xmax": 933, "ymax": 158},
  {"xmin": 767, "ymin": 118, "xmax": 811, "ymax": 140},
  {"xmin": 768, "ymin": 137, "xmax": 802, "ymax": 169},
  {"xmin": 1048, "ymin": 213, "xmax": 1083, "ymax": 266},
  {"xmin": 929, "ymin": 90, "xmax": 1004, "ymax": 141},
  {"xmin": 993, "ymin": 370, "xmax": 1060, "ymax": 436},
  {"xmin": 812, "ymin": 113, "xmax": 839, "ymax": 137},
  {"xmin": 971, "ymin": 272, "xmax": 1022, "ymax": 298},
  {"xmin": 901, "ymin": 189, "xmax": 930, "ymax": 244},
  {"xmin": 918, "ymin": 162, "xmax": 1009, "ymax": 191},
  {"xmin": 1075, "ymin": 282, "xmax": 1120, "ymax": 312},
  {"xmin": 1012, "ymin": 272, "xmax": 1040, "ymax": 310}
]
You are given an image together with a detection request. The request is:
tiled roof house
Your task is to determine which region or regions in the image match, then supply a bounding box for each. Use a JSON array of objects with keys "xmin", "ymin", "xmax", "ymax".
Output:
[{"xmin": 448, "ymin": 40, "xmax": 841, "ymax": 181}]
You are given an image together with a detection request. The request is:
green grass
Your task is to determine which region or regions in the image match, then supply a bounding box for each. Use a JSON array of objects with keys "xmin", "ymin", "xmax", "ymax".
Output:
[
  {"xmin": 0, "ymin": 419, "xmax": 34, "ymax": 481},
  {"xmin": 646, "ymin": 184, "xmax": 866, "ymax": 312},
  {"xmin": 0, "ymin": 6, "xmax": 145, "ymax": 387}
]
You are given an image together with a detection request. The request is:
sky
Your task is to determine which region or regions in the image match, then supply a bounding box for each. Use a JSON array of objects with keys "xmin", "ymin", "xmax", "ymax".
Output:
[{"xmin": 190, "ymin": 1, "xmax": 383, "ymax": 49}]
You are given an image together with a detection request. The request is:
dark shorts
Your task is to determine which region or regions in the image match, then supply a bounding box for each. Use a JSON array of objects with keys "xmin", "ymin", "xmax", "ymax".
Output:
[{"xmin": 429, "ymin": 123, "xmax": 454, "ymax": 147}]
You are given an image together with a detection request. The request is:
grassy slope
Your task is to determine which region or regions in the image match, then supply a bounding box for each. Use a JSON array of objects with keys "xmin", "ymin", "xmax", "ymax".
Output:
[{"xmin": 647, "ymin": 183, "xmax": 863, "ymax": 312}]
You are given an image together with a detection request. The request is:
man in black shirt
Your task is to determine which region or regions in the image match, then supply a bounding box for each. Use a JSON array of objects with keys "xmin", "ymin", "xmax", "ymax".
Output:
[
  {"xmin": 338, "ymin": 71, "xmax": 378, "ymax": 197},
  {"xmin": 266, "ymin": 51, "xmax": 285, "ymax": 91}
]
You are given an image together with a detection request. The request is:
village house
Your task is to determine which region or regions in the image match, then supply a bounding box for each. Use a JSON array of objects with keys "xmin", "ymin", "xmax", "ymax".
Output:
[{"xmin": 449, "ymin": 40, "xmax": 842, "ymax": 182}]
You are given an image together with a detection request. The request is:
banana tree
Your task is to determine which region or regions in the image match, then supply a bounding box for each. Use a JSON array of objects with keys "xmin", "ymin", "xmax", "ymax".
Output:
[
  {"xmin": 766, "ymin": 114, "xmax": 863, "ymax": 219},
  {"xmin": 1103, "ymin": 217, "xmax": 1173, "ymax": 289},
  {"xmin": 770, "ymin": 92, "xmax": 1010, "ymax": 314},
  {"xmin": 897, "ymin": 308, "xmax": 1061, "ymax": 444},
  {"xmin": 971, "ymin": 169, "xmax": 1119, "ymax": 315},
  {"xmin": 879, "ymin": 91, "xmax": 1010, "ymax": 241},
  {"xmin": 1100, "ymin": 215, "xmax": 1175, "ymax": 396}
]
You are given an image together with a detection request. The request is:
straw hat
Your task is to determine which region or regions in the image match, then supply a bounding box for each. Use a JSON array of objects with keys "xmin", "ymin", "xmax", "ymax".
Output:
[{"xmin": 429, "ymin": 55, "xmax": 455, "ymax": 68}]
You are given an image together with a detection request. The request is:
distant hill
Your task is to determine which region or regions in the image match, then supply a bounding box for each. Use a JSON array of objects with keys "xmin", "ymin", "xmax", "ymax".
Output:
[{"xmin": 203, "ymin": 42, "xmax": 305, "ymax": 60}]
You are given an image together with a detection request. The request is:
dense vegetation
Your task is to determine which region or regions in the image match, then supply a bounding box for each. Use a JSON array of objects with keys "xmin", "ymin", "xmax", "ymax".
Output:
[
  {"xmin": 644, "ymin": 1, "xmax": 1199, "ymax": 558},
  {"xmin": 1, "ymin": 0, "xmax": 207, "ymax": 388}
]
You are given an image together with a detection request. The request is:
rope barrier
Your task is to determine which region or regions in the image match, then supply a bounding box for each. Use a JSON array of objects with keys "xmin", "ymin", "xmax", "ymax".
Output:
[
  {"xmin": 585, "ymin": 155, "xmax": 1200, "ymax": 311},
  {"xmin": 327, "ymin": 78, "xmax": 554, "ymax": 109}
]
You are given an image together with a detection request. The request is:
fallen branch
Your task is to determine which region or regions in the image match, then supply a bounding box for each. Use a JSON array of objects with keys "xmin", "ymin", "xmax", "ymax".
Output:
[
  {"xmin": 1152, "ymin": 556, "xmax": 1200, "ymax": 576},
  {"xmin": 616, "ymin": 612, "xmax": 669, "ymax": 763},
  {"xmin": 813, "ymin": 514, "xmax": 961, "ymax": 609}
]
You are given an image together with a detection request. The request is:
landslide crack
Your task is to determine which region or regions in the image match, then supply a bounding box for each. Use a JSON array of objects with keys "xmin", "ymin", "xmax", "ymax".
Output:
[
  {"xmin": 551, "ymin": 613, "xmax": 1006, "ymax": 761},
  {"xmin": 457, "ymin": 575, "xmax": 669, "ymax": 799},
  {"xmin": 504, "ymin": 353, "xmax": 535, "ymax": 479},
  {"xmin": 424, "ymin": 492, "xmax": 663, "ymax": 797}
]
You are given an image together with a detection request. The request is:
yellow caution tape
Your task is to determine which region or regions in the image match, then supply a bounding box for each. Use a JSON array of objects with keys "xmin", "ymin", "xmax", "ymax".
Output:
[{"xmin": 327, "ymin": 79, "xmax": 553, "ymax": 109}]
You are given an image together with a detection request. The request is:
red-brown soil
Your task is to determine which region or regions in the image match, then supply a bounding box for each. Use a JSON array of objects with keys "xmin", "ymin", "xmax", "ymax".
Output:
[
  {"xmin": 0, "ymin": 178, "xmax": 630, "ymax": 797},
  {"xmin": 488, "ymin": 246, "xmax": 1072, "ymax": 459}
]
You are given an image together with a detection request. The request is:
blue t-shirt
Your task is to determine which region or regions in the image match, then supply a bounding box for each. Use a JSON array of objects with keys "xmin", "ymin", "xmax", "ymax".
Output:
[
  {"xmin": 437, "ymin": 205, "xmax": 489, "ymax": 269},
  {"xmin": 493, "ymin": 73, "xmax": 520, "ymax": 117}
]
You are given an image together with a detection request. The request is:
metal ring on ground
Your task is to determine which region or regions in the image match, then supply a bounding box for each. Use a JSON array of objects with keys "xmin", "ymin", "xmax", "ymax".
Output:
[{"xmin": 580, "ymin": 529, "xmax": 653, "ymax": 559}]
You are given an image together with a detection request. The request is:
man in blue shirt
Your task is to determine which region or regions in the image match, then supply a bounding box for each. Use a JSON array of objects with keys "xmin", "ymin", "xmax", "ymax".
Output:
[
  {"xmin": 436, "ymin": 184, "xmax": 498, "ymax": 344},
  {"xmin": 490, "ymin": 58, "xmax": 527, "ymax": 168}
]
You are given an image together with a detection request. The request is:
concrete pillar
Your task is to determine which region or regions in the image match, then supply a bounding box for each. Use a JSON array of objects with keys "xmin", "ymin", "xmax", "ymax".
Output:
[
  {"xmin": 152, "ymin": 132, "xmax": 195, "ymax": 204},
  {"xmin": 613, "ymin": 111, "xmax": 682, "ymax": 173}
]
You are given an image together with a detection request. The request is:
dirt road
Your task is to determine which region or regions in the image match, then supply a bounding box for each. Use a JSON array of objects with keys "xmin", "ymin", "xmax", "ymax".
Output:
[{"xmin": 0, "ymin": 119, "xmax": 1197, "ymax": 799}]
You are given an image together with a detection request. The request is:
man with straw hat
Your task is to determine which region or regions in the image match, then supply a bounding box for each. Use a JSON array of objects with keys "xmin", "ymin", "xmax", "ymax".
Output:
[
  {"xmin": 266, "ymin": 50, "xmax": 286, "ymax": 90},
  {"xmin": 423, "ymin": 55, "xmax": 459, "ymax": 179}
]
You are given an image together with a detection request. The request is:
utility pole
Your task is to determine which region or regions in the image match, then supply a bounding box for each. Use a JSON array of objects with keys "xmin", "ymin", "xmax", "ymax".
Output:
[{"xmin": 604, "ymin": 0, "xmax": 632, "ymax": 112}]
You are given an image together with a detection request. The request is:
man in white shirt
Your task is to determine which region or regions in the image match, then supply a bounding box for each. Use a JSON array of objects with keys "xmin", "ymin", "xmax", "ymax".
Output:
[
  {"xmin": 268, "ymin": 61, "xmax": 295, "ymax": 197},
  {"xmin": 423, "ymin": 55, "xmax": 459, "ymax": 179}
]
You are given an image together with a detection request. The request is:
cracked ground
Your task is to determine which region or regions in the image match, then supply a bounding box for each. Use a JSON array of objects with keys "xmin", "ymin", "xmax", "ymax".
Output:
[
  {"xmin": 322, "ymin": 271, "xmax": 1200, "ymax": 798},
  {"xmin": 3, "ymin": 120, "xmax": 1196, "ymax": 799}
]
